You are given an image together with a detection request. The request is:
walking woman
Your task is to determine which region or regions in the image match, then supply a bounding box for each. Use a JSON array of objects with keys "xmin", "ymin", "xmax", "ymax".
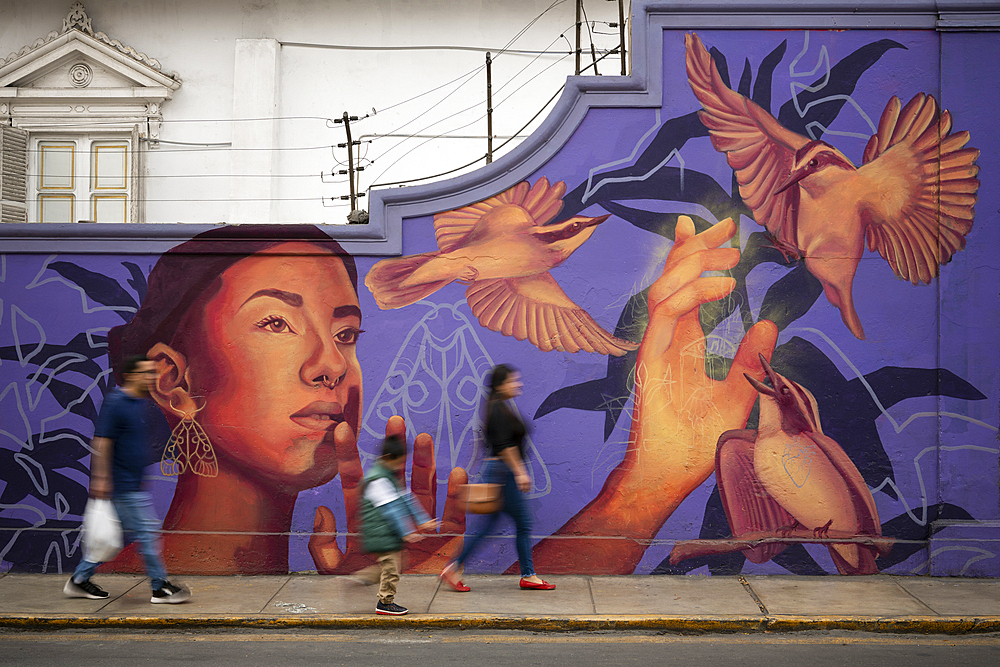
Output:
[{"xmin": 439, "ymin": 364, "xmax": 555, "ymax": 591}]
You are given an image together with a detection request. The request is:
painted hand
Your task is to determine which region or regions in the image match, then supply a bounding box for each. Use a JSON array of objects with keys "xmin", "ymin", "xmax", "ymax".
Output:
[
  {"xmin": 307, "ymin": 419, "xmax": 372, "ymax": 575},
  {"xmin": 405, "ymin": 424, "xmax": 468, "ymax": 573},
  {"xmin": 308, "ymin": 415, "xmax": 468, "ymax": 574},
  {"xmin": 531, "ymin": 216, "xmax": 777, "ymax": 573},
  {"xmin": 625, "ymin": 215, "xmax": 778, "ymax": 495}
]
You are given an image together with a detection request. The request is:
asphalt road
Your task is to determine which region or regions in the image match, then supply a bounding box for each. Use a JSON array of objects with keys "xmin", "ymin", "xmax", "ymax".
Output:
[{"xmin": 1, "ymin": 628, "xmax": 998, "ymax": 665}]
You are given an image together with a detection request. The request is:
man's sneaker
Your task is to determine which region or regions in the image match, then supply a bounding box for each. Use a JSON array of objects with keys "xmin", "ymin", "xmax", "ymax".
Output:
[
  {"xmin": 63, "ymin": 577, "xmax": 109, "ymax": 599},
  {"xmin": 150, "ymin": 581, "xmax": 191, "ymax": 604},
  {"xmin": 375, "ymin": 600, "xmax": 408, "ymax": 615}
]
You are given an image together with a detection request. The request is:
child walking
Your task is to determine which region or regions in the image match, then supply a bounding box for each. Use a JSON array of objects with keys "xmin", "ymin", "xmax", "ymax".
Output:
[{"xmin": 358, "ymin": 434, "xmax": 438, "ymax": 615}]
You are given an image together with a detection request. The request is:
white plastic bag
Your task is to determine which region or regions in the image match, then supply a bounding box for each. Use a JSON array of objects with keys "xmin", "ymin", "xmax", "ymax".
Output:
[{"xmin": 82, "ymin": 498, "xmax": 123, "ymax": 563}]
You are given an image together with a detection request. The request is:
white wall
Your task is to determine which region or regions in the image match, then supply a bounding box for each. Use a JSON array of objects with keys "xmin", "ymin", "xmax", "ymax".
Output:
[{"xmin": 0, "ymin": 0, "xmax": 625, "ymax": 224}]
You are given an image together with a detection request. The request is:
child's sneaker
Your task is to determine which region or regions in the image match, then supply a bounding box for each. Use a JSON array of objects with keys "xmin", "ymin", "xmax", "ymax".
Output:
[
  {"xmin": 63, "ymin": 577, "xmax": 109, "ymax": 599},
  {"xmin": 150, "ymin": 581, "xmax": 191, "ymax": 604},
  {"xmin": 375, "ymin": 600, "xmax": 408, "ymax": 615}
]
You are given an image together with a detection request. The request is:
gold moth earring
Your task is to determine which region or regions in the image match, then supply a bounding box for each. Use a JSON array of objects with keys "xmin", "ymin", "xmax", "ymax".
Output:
[{"xmin": 162, "ymin": 395, "xmax": 218, "ymax": 478}]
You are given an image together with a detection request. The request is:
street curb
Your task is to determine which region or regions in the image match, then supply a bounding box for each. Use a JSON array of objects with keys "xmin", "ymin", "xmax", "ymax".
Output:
[{"xmin": 2, "ymin": 614, "xmax": 999, "ymax": 634}]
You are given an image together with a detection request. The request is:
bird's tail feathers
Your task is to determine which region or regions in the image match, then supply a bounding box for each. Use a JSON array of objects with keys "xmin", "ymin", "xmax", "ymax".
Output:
[
  {"xmin": 828, "ymin": 543, "xmax": 879, "ymax": 575},
  {"xmin": 365, "ymin": 253, "xmax": 449, "ymax": 310},
  {"xmin": 821, "ymin": 280, "xmax": 866, "ymax": 340}
]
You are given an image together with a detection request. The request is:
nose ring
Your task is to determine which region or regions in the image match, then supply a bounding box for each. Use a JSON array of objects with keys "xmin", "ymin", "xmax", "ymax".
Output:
[{"xmin": 315, "ymin": 375, "xmax": 339, "ymax": 389}]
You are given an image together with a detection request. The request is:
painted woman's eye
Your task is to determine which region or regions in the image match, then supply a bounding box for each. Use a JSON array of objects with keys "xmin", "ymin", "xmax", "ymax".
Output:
[
  {"xmin": 781, "ymin": 386, "xmax": 791, "ymax": 395},
  {"xmin": 334, "ymin": 327, "xmax": 364, "ymax": 345},
  {"xmin": 256, "ymin": 315, "xmax": 295, "ymax": 334},
  {"xmin": 808, "ymin": 158, "xmax": 818, "ymax": 168}
]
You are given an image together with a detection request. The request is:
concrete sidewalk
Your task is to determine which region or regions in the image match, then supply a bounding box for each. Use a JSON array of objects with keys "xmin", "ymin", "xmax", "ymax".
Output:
[{"xmin": 1, "ymin": 573, "xmax": 999, "ymax": 634}]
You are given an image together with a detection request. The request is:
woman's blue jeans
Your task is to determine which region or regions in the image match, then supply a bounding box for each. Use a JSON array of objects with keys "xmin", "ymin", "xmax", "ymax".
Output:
[
  {"xmin": 455, "ymin": 458, "xmax": 535, "ymax": 577},
  {"xmin": 72, "ymin": 491, "xmax": 168, "ymax": 590}
]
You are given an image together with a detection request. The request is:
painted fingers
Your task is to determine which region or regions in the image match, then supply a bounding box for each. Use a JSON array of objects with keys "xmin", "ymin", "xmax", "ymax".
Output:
[{"xmin": 643, "ymin": 216, "xmax": 739, "ymax": 361}]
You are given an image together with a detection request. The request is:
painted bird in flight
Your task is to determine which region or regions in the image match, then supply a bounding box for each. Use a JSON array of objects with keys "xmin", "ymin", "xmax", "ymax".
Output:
[
  {"xmin": 365, "ymin": 177, "xmax": 638, "ymax": 356},
  {"xmin": 671, "ymin": 354, "xmax": 889, "ymax": 575},
  {"xmin": 685, "ymin": 33, "xmax": 980, "ymax": 339}
]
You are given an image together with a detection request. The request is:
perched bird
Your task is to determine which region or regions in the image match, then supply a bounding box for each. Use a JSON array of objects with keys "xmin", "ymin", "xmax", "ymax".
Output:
[
  {"xmin": 704, "ymin": 354, "xmax": 888, "ymax": 574},
  {"xmin": 366, "ymin": 177, "xmax": 638, "ymax": 356},
  {"xmin": 686, "ymin": 33, "xmax": 980, "ymax": 339}
]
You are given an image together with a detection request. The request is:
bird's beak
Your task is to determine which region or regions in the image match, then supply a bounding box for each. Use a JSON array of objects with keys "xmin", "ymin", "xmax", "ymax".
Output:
[
  {"xmin": 744, "ymin": 373, "xmax": 774, "ymax": 397},
  {"xmin": 774, "ymin": 169, "xmax": 806, "ymax": 195},
  {"xmin": 585, "ymin": 213, "xmax": 612, "ymax": 228},
  {"xmin": 744, "ymin": 353, "xmax": 779, "ymax": 397}
]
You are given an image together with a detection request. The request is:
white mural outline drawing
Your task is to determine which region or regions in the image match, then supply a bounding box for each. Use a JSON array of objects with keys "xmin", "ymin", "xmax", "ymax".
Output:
[
  {"xmin": 0, "ymin": 382, "xmax": 32, "ymax": 451},
  {"xmin": 38, "ymin": 367, "xmax": 113, "ymax": 453},
  {"xmin": 86, "ymin": 327, "xmax": 111, "ymax": 349},
  {"xmin": 43, "ymin": 540, "xmax": 62, "ymax": 573},
  {"xmin": 586, "ymin": 147, "xmax": 687, "ymax": 205},
  {"xmin": 871, "ymin": 444, "xmax": 1000, "ymax": 527},
  {"xmin": 2, "ymin": 256, "xmax": 149, "ymax": 574},
  {"xmin": 789, "ymin": 326, "xmax": 998, "ymax": 534},
  {"xmin": 25, "ymin": 352, "xmax": 90, "ymax": 411},
  {"xmin": 11, "ymin": 305, "xmax": 46, "ymax": 367},
  {"xmin": 788, "ymin": 31, "xmax": 878, "ymax": 141},
  {"xmin": 13, "ymin": 452, "xmax": 48, "ymax": 496},
  {"xmin": 61, "ymin": 527, "xmax": 82, "ymax": 559},
  {"xmin": 792, "ymin": 326, "xmax": 999, "ymax": 436},
  {"xmin": 581, "ymin": 109, "xmax": 667, "ymax": 205},
  {"xmin": 54, "ymin": 492, "xmax": 69, "ymax": 519},
  {"xmin": 25, "ymin": 255, "xmax": 138, "ymax": 317},
  {"xmin": 0, "ymin": 503, "xmax": 46, "ymax": 563},
  {"xmin": 362, "ymin": 299, "xmax": 551, "ymax": 497},
  {"xmin": 909, "ymin": 546, "xmax": 996, "ymax": 576}
]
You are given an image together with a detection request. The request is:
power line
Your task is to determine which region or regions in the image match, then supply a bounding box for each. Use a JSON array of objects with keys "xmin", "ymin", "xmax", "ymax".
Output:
[
  {"xmin": 280, "ymin": 41, "xmax": 575, "ymax": 56},
  {"xmin": 367, "ymin": 152, "xmax": 489, "ymax": 189},
  {"xmin": 26, "ymin": 172, "xmax": 336, "ymax": 179},
  {"xmin": 371, "ymin": 0, "xmax": 572, "ymax": 151},
  {"xmin": 24, "ymin": 144, "xmax": 338, "ymax": 154},
  {"xmin": 367, "ymin": 43, "xmax": 621, "ymax": 189},
  {"xmin": 365, "ymin": 28, "xmax": 573, "ymax": 183},
  {"xmin": 367, "ymin": 50, "xmax": 572, "ymax": 186},
  {"xmin": 375, "ymin": 63, "xmax": 486, "ymax": 115}
]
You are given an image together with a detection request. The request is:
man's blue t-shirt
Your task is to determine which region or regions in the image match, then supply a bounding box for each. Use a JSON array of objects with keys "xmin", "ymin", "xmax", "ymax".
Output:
[{"xmin": 94, "ymin": 388, "xmax": 154, "ymax": 494}]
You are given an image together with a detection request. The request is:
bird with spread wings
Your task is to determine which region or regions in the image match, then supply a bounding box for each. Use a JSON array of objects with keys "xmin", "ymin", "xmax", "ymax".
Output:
[
  {"xmin": 686, "ymin": 33, "xmax": 980, "ymax": 339},
  {"xmin": 365, "ymin": 177, "xmax": 638, "ymax": 356}
]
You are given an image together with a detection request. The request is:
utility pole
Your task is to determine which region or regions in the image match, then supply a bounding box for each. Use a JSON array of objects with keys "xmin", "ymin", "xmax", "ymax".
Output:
[
  {"xmin": 486, "ymin": 52, "xmax": 493, "ymax": 164},
  {"xmin": 575, "ymin": 0, "xmax": 582, "ymax": 75},
  {"xmin": 619, "ymin": 0, "xmax": 626, "ymax": 75},
  {"xmin": 334, "ymin": 111, "xmax": 367, "ymax": 223}
]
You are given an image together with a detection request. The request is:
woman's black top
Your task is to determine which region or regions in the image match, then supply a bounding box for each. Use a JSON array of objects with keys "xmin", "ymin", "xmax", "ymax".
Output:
[{"xmin": 485, "ymin": 400, "xmax": 526, "ymax": 459}]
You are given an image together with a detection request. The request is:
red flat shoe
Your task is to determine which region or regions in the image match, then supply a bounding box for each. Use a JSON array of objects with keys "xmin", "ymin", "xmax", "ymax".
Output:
[
  {"xmin": 519, "ymin": 578, "xmax": 556, "ymax": 590},
  {"xmin": 439, "ymin": 563, "xmax": 472, "ymax": 592}
]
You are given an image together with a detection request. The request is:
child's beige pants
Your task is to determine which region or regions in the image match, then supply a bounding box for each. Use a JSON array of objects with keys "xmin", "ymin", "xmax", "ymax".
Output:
[{"xmin": 357, "ymin": 551, "xmax": 401, "ymax": 603}]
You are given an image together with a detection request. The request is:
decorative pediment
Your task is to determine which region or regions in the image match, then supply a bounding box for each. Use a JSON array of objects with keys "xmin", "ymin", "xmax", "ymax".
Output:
[
  {"xmin": 0, "ymin": 3, "xmax": 180, "ymax": 137},
  {"xmin": 0, "ymin": 2, "xmax": 180, "ymax": 84}
]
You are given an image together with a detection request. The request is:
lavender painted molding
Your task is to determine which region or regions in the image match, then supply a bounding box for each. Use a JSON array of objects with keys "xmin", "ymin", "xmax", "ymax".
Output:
[{"xmin": 1, "ymin": 1, "xmax": 998, "ymax": 579}]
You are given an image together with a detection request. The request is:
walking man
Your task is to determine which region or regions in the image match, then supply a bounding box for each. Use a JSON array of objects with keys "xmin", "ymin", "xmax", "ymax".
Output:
[{"xmin": 64, "ymin": 354, "xmax": 191, "ymax": 604}]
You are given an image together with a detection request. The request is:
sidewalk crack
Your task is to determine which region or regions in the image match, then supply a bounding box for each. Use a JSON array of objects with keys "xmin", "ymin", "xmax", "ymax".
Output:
[
  {"xmin": 587, "ymin": 577, "xmax": 597, "ymax": 614},
  {"xmin": 426, "ymin": 576, "xmax": 442, "ymax": 613},
  {"xmin": 891, "ymin": 575, "xmax": 941, "ymax": 615},
  {"xmin": 262, "ymin": 575, "xmax": 293, "ymax": 614},
  {"xmin": 738, "ymin": 575, "xmax": 768, "ymax": 615}
]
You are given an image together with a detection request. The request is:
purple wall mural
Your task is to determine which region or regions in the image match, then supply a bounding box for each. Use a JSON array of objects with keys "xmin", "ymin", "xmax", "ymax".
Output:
[{"xmin": 3, "ymin": 6, "xmax": 999, "ymax": 578}]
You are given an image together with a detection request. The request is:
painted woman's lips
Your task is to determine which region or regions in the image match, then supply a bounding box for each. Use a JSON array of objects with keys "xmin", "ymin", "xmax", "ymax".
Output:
[{"xmin": 290, "ymin": 401, "xmax": 345, "ymax": 431}]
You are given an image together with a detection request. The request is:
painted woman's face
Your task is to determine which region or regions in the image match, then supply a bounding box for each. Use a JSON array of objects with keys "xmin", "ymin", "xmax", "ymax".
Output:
[{"xmin": 180, "ymin": 243, "xmax": 362, "ymax": 493}]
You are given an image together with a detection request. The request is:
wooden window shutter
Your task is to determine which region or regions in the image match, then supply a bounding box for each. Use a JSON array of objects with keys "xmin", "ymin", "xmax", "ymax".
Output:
[{"xmin": 0, "ymin": 125, "xmax": 28, "ymax": 223}]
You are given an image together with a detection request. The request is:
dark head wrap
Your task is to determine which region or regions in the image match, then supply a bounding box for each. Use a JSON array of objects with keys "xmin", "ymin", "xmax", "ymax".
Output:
[{"xmin": 108, "ymin": 225, "xmax": 357, "ymax": 383}]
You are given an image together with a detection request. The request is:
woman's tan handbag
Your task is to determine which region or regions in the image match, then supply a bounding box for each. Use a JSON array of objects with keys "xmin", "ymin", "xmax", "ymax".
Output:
[{"xmin": 461, "ymin": 483, "xmax": 503, "ymax": 514}]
